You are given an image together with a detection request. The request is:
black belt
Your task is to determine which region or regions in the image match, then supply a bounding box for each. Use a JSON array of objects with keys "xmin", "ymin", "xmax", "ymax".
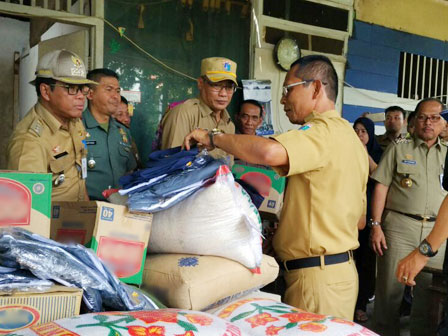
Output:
[
  {"xmin": 389, "ymin": 210, "xmax": 436, "ymax": 222},
  {"xmin": 279, "ymin": 252, "xmax": 350, "ymax": 271}
]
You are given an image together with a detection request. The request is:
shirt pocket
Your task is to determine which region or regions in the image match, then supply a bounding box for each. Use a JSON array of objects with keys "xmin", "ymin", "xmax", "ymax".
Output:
[
  {"xmin": 118, "ymin": 143, "xmax": 132, "ymax": 158},
  {"xmin": 396, "ymin": 160, "xmax": 418, "ymax": 176},
  {"xmin": 49, "ymin": 154, "xmax": 72, "ymax": 174}
]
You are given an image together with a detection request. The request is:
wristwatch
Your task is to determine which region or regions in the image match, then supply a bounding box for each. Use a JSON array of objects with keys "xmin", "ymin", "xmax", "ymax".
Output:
[
  {"xmin": 418, "ymin": 239, "xmax": 438, "ymax": 257},
  {"xmin": 208, "ymin": 128, "xmax": 224, "ymax": 149},
  {"xmin": 368, "ymin": 219, "xmax": 381, "ymax": 228}
]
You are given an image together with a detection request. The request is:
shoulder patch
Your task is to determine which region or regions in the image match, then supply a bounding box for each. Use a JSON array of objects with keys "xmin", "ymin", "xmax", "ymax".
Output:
[
  {"xmin": 299, "ymin": 124, "xmax": 312, "ymax": 131},
  {"xmin": 28, "ymin": 119, "xmax": 43, "ymax": 137},
  {"xmin": 394, "ymin": 137, "xmax": 411, "ymax": 144}
]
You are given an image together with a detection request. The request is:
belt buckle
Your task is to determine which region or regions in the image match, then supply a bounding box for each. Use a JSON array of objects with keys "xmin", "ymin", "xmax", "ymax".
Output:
[{"xmin": 283, "ymin": 260, "xmax": 290, "ymax": 272}]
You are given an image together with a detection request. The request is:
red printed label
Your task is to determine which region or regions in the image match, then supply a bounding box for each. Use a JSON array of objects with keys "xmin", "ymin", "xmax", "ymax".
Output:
[
  {"xmin": 97, "ymin": 236, "xmax": 144, "ymax": 278},
  {"xmin": 0, "ymin": 178, "xmax": 31, "ymax": 226},
  {"xmin": 56, "ymin": 229, "xmax": 87, "ymax": 245},
  {"xmin": 240, "ymin": 172, "xmax": 272, "ymax": 197}
]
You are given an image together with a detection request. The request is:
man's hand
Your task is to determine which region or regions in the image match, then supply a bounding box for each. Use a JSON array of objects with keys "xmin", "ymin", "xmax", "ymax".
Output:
[
  {"xmin": 183, "ymin": 128, "xmax": 213, "ymax": 151},
  {"xmin": 370, "ymin": 225, "xmax": 387, "ymax": 256},
  {"xmin": 396, "ymin": 249, "xmax": 429, "ymax": 286}
]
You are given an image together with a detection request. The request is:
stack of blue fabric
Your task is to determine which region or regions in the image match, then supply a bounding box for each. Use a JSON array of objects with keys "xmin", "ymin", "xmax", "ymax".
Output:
[
  {"xmin": 119, "ymin": 147, "xmax": 223, "ymax": 213},
  {"xmin": 0, "ymin": 228, "xmax": 158, "ymax": 312}
]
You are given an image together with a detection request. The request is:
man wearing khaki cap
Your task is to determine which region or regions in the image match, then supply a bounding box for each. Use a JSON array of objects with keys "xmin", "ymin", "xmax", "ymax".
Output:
[
  {"xmin": 7, "ymin": 49, "xmax": 97, "ymax": 201},
  {"xmin": 160, "ymin": 57, "xmax": 237, "ymax": 161}
]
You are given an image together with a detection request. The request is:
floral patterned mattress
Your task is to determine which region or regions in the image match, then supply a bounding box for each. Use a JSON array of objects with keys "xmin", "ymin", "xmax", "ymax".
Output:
[{"xmin": 7, "ymin": 298, "xmax": 378, "ymax": 335}]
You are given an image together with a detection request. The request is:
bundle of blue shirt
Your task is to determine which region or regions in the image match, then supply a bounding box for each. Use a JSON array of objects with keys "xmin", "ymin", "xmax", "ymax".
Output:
[
  {"xmin": 0, "ymin": 228, "xmax": 158, "ymax": 312},
  {"xmin": 119, "ymin": 147, "xmax": 223, "ymax": 213}
]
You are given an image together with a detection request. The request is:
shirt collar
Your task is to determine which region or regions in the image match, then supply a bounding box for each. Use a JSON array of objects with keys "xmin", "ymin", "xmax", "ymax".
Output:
[
  {"xmin": 304, "ymin": 109, "xmax": 339, "ymax": 123},
  {"xmin": 83, "ymin": 107, "xmax": 118, "ymax": 130},
  {"xmin": 35, "ymin": 102, "xmax": 63, "ymax": 134},
  {"xmin": 198, "ymin": 97, "xmax": 231, "ymax": 124},
  {"xmin": 414, "ymin": 134, "xmax": 442, "ymax": 149}
]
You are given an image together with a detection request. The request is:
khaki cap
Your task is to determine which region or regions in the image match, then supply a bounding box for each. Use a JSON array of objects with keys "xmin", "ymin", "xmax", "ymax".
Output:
[
  {"xmin": 32, "ymin": 49, "xmax": 97, "ymax": 85},
  {"xmin": 201, "ymin": 57, "xmax": 237, "ymax": 85}
]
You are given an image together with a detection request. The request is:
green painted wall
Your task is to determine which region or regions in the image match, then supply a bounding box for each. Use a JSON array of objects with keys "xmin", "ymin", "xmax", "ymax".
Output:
[{"xmin": 104, "ymin": 0, "xmax": 250, "ymax": 164}]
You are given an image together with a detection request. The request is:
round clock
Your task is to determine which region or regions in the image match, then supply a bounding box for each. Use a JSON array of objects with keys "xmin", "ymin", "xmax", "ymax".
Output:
[{"xmin": 274, "ymin": 37, "xmax": 301, "ymax": 71}]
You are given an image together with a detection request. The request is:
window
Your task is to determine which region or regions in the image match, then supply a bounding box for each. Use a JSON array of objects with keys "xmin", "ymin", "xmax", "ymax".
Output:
[{"xmin": 398, "ymin": 52, "xmax": 448, "ymax": 104}]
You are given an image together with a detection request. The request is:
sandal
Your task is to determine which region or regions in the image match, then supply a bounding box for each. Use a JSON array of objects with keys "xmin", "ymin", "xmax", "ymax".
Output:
[{"xmin": 355, "ymin": 309, "xmax": 368, "ymax": 322}]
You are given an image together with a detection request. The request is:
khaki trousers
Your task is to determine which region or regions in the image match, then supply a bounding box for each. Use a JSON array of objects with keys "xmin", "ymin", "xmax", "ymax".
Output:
[
  {"xmin": 283, "ymin": 255, "xmax": 358, "ymax": 320},
  {"xmin": 373, "ymin": 210, "xmax": 446, "ymax": 336}
]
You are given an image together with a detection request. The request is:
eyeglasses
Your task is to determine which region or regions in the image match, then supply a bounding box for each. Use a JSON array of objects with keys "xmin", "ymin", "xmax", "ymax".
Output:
[
  {"xmin": 50, "ymin": 84, "xmax": 90, "ymax": 96},
  {"xmin": 416, "ymin": 114, "xmax": 442, "ymax": 123},
  {"xmin": 282, "ymin": 80, "xmax": 314, "ymax": 97},
  {"xmin": 204, "ymin": 79, "xmax": 238, "ymax": 93}
]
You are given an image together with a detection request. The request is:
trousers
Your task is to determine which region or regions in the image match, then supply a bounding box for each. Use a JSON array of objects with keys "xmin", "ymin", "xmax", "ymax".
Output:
[{"xmin": 283, "ymin": 255, "xmax": 358, "ymax": 320}]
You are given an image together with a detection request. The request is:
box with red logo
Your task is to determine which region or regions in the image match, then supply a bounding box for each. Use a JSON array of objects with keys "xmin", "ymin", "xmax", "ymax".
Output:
[
  {"xmin": 232, "ymin": 162, "xmax": 286, "ymax": 219},
  {"xmin": 0, "ymin": 285, "xmax": 82, "ymax": 334},
  {"xmin": 51, "ymin": 201, "xmax": 152, "ymax": 285},
  {"xmin": 0, "ymin": 171, "xmax": 52, "ymax": 238}
]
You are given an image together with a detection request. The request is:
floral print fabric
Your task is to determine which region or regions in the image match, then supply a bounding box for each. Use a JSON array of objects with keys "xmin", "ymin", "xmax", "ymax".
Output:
[
  {"xmin": 7, "ymin": 309, "xmax": 248, "ymax": 336},
  {"xmin": 215, "ymin": 298, "xmax": 379, "ymax": 336}
]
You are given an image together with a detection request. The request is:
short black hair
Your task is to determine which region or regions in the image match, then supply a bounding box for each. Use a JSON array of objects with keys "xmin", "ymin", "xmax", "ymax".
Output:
[
  {"xmin": 290, "ymin": 55, "xmax": 338, "ymax": 102},
  {"xmin": 121, "ymin": 96, "xmax": 128, "ymax": 105},
  {"xmin": 240, "ymin": 99, "xmax": 263, "ymax": 117},
  {"xmin": 35, "ymin": 77, "xmax": 56, "ymax": 97},
  {"xmin": 87, "ymin": 68, "xmax": 119, "ymax": 88},
  {"xmin": 414, "ymin": 98, "xmax": 445, "ymax": 114},
  {"xmin": 407, "ymin": 111, "xmax": 416, "ymax": 123},
  {"xmin": 385, "ymin": 105, "xmax": 406, "ymax": 118}
]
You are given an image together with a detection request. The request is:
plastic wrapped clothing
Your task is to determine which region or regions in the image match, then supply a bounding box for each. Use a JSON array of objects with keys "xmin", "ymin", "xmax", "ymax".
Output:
[
  {"xmin": 119, "ymin": 146, "xmax": 199, "ymax": 190},
  {"xmin": 0, "ymin": 228, "xmax": 158, "ymax": 312},
  {"xmin": 0, "ymin": 267, "xmax": 53, "ymax": 292},
  {"xmin": 126, "ymin": 153, "xmax": 222, "ymax": 213}
]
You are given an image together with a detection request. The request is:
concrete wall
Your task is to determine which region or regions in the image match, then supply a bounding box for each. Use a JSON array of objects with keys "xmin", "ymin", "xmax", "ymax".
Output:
[
  {"xmin": 0, "ymin": 17, "xmax": 29, "ymax": 169},
  {"xmin": 355, "ymin": 0, "xmax": 448, "ymax": 42}
]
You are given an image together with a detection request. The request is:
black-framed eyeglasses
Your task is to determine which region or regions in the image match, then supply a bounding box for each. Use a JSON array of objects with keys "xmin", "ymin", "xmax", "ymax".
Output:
[
  {"xmin": 416, "ymin": 114, "xmax": 442, "ymax": 123},
  {"xmin": 50, "ymin": 84, "xmax": 90, "ymax": 96},
  {"xmin": 204, "ymin": 78, "xmax": 238, "ymax": 93}
]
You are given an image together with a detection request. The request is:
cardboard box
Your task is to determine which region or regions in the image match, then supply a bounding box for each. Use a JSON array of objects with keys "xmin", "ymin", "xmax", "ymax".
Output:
[
  {"xmin": 51, "ymin": 201, "xmax": 152, "ymax": 285},
  {"xmin": 0, "ymin": 285, "xmax": 82, "ymax": 334},
  {"xmin": 232, "ymin": 162, "xmax": 286, "ymax": 219},
  {"xmin": 0, "ymin": 171, "xmax": 52, "ymax": 238}
]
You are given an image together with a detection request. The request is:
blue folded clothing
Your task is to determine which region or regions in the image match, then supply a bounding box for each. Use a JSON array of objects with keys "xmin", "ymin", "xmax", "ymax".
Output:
[{"xmin": 119, "ymin": 147, "xmax": 199, "ymax": 189}]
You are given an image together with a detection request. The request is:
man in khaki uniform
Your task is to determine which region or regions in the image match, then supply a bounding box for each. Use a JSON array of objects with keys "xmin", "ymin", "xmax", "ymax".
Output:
[
  {"xmin": 183, "ymin": 55, "xmax": 369, "ymax": 320},
  {"xmin": 370, "ymin": 98, "xmax": 447, "ymax": 335},
  {"xmin": 160, "ymin": 57, "xmax": 236, "ymax": 161},
  {"xmin": 7, "ymin": 49, "xmax": 97, "ymax": 201},
  {"xmin": 376, "ymin": 105, "xmax": 407, "ymax": 151}
]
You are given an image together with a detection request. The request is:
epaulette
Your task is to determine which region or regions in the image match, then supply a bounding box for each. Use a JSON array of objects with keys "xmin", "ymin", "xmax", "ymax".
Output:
[{"xmin": 28, "ymin": 119, "xmax": 43, "ymax": 137}]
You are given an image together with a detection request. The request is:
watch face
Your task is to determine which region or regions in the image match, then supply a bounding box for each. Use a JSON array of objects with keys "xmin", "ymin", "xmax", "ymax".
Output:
[
  {"xmin": 420, "ymin": 244, "xmax": 429, "ymax": 255},
  {"xmin": 275, "ymin": 38, "xmax": 301, "ymax": 71}
]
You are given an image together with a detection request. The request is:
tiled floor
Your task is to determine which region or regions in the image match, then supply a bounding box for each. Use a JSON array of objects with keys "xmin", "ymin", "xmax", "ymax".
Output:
[{"xmin": 359, "ymin": 300, "xmax": 411, "ymax": 336}]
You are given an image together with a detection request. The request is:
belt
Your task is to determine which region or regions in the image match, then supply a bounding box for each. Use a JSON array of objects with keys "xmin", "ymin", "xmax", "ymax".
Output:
[
  {"xmin": 389, "ymin": 209, "xmax": 436, "ymax": 222},
  {"xmin": 279, "ymin": 252, "xmax": 350, "ymax": 271}
]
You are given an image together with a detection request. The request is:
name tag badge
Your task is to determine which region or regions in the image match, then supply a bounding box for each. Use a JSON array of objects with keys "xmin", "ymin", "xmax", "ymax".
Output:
[
  {"xmin": 441, "ymin": 173, "xmax": 444, "ymax": 190},
  {"xmin": 81, "ymin": 157, "xmax": 88, "ymax": 179},
  {"xmin": 85, "ymin": 140, "xmax": 97, "ymax": 145},
  {"xmin": 401, "ymin": 160, "xmax": 417, "ymax": 165}
]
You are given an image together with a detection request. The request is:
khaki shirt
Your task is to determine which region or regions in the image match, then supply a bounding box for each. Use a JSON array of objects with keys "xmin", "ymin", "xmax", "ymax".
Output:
[
  {"xmin": 371, "ymin": 136, "xmax": 447, "ymax": 216},
  {"xmin": 272, "ymin": 110, "xmax": 369, "ymax": 261},
  {"xmin": 160, "ymin": 97, "xmax": 235, "ymax": 162},
  {"xmin": 376, "ymin": 133, "xmax": 406, "ymax": 151},
  {"xmin": 7, "ymin": 103, "xmax": 87, "ymax": 201}
]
